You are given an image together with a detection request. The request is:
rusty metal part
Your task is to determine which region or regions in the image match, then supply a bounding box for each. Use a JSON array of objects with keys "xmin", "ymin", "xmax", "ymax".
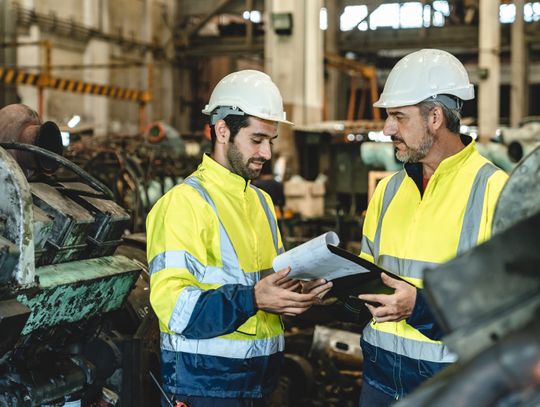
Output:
[
  {"xmin": 58, "ymin": 182, "xmax": 130, "ymax": 258},
  {"xmin": 0, "ymin": 104, "xmax": 63, "ymax": 176},
  {"xmin": 30, "ymin": 182, "xmax": 95, "ymax": 265},
  {"xmin": 0, "ymin": 299, "xmax": 30, "ymax": 358},
  {"xmin": 0, "ymin": 146, "xmax": 36, "ymax": 285},
  {"xmin": 310, "ymin": 325, "xmax": 363, "ymax": 370},
  {"xmin": 16, "ymin": 255, "xmax": 140, "ymax": 335}
]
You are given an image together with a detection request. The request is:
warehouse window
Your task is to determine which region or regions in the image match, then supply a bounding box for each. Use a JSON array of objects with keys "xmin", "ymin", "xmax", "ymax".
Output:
[
  {"xmin": 242, "ymin": 10, "xmax": 261, "ymax": 23},
  {"xmin": 370, "ymin": 4, "xmax": 400, "ymax": 29},
  {"xmin": 528, "ymin": 2, "xmax": 540, "ymax": 21},
  {"xmin": 500, "ymin": 2, "xmax": 540, "ymax": 23},
  {"xmin": 339, "ymin": 1, "xmax": 451, "ymax": 31},
  {"xmin": 320, "ymin": 7, "xmax": 328, "ymax": 30},
  {"xmin": 340, "ymin": 5, "xmax": 368, "ymax": 31},
  {"xmin": 400, "ymin": 3, "xmax": 424, "ymax": 28},
  {"xmin": 335, "ymin": 1, "xmax": 540, "ymax": 31},
  {"xmin": 500, "ymin": 4, "xmax": 515, "ymax": 23}
]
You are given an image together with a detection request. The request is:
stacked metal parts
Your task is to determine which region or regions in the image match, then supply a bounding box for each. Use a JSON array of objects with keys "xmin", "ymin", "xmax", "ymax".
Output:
[{"xmin": 0, "ymin": 104, "xmax": 155, "ymax": 406}]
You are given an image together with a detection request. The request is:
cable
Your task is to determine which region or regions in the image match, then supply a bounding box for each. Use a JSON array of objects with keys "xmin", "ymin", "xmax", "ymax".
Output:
[{"xmin": 0, "ymin": 142, "xmax": 114, "ymax": 200}]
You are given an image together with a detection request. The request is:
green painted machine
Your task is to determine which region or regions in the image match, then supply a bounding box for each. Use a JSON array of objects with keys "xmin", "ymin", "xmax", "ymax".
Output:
[{"xmin": 0, "ymin": 104, "xmax": 156, "ymax": 406}]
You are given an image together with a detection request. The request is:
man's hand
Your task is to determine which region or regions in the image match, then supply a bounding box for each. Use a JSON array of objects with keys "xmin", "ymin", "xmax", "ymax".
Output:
[
  {"xmin": 254, "ymin": 268, "xmax": 332, "ymax": 316},
  {"xmin": 300, "ymin": 278, "xmax": 333, "ymax": 299},
  {"xmin": 358, "ymin": 272, "xmax": 416, "ymax": 323}
]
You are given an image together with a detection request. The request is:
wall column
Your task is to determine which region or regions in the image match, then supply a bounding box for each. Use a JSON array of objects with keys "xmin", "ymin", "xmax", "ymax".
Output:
[
  {"xmin": 83, "ymin": 0, "xmax": 110, "ymax": 136},
  {"xmin": 510, "ymin": 0, "xmax": 527, "ymax": 128},
  {"xmin": 264, "ymin": 0, "xmax": 324, "ymax": 171},
  {"xmin": 477, "ymin": 0, "xmax": 501, "ymax": 143}
]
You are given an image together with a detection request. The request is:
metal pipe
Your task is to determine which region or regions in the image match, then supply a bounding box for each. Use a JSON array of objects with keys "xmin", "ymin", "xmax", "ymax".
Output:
[
  {"xmin": 0, "ymin": 142, "xmax": 114, "ymax": 199},
  {"xmin": 0, "ymin": 104, "xmax": 63, "ymax": 176},
  {"xmin": 475, "ymin": 142, "xmax": 516, "ymax": 172},
  {"xmin": 360, "ymin": 142, "xmax": 402, "ymax": 171},
  {"xmin": 507, "ymin": 140, "xmax": 540, "ymax": 163}
]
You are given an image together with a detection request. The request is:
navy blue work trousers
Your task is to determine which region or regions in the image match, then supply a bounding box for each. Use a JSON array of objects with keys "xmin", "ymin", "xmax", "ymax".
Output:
[{"xmin": 359, "ymin": 381, "xmax": 397, "ymax": 407}]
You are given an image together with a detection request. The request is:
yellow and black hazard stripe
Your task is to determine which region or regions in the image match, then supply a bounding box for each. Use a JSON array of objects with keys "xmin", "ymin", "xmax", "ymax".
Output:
[
  {"xmin": 0, "ymin": 67, "xmax": 40, "ymax": 86},
  {"xmin": 0, "ymin": 67, "xmax": 150, "ymax": 103}
]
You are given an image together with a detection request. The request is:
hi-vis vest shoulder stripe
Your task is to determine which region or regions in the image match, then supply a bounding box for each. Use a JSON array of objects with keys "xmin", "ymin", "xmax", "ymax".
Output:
[
  {"xmin": 148, "ymin": 177, "xmax": 282, "ymax": 283},
  {"xmin": 366, "ymin": 162, "xmax": 498, "ymax": 276}
]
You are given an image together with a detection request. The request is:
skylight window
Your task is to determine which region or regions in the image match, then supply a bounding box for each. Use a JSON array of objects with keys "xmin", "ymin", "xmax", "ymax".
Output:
[
  {"xmin": 400, "ymin": 2, "xmax": 423, "ymax": 28},
  {"xmin": 340, "ymin": 5, "xmax": 368, "ymax": 31},
  {"xmin": 335, "ymin": 1, "xmax": 540, "ymax": 32}
]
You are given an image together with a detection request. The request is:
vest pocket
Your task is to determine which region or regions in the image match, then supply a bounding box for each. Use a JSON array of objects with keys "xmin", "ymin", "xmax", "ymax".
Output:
[
  {"xmin": 362, "ymin": 342, "xmax": 378, "ymax": 363},
  {"xmin": 418, "ymin": 359, "xmax": 433, "ymax": 378},
  {"xmin": 235, "ymin": 314, "xmax": 258, "ymax": 336}
]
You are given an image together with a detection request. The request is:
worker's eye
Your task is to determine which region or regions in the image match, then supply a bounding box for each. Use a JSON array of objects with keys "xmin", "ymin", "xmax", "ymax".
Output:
[
  {"xmin": 251, "ymin": 138, "xmax": 262, "ymax": 144},
  {"xmin": 269, "ymin": 140, "xmax": 274, "ymax": 146}
]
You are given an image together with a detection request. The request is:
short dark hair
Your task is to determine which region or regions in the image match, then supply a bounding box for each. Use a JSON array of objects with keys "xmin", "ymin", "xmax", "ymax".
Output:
[
  {"xmin": 210, "ymin": 114, "xmax": 251, "ymax": 150},
  {"xmin": 417, "ymin": 99, "xmax": 462, "ymax": 134}
]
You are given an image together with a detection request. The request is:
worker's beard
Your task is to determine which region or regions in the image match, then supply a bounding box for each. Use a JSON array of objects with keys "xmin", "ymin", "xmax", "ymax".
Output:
[
  {"xmin": 395, "ymin": 126, "xmax": 436, "ymax": 163},
  {"xmin": 227, "ymin": 142, "xmax": 265, "ymax": 180}
]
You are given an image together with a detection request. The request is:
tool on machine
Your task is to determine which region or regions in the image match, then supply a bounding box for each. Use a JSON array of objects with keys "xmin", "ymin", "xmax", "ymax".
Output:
[{"xmin": 149, "ymin": 371, "xmax": 188, "ymax": 407}]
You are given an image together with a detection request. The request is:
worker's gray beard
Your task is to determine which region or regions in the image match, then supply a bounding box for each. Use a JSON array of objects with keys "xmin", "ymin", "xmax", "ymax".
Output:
[
  {"xmin": 396, "ymin": 127, "xmax": 436, "ymax": 163},
  {"xmin": 227, "ymin": 142, "xmax": 264, "ymax": 180}
]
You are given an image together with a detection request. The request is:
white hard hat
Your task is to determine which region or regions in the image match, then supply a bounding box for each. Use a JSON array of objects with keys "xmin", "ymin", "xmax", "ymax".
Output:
[
  {"xmin": 374, "ymin": 48, "xmax": 474, "ymax": 109},
  {"xmin": 202, "ymin": 69, "xmax": 292, "ymax": 125}
]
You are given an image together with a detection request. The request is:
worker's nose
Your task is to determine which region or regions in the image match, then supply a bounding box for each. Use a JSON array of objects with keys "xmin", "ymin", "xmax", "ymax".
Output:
[
  {"xmin": 383, "ymin": 117, "xmax": 397, "ymax": 137},
  {"xmin": 259, "ymin": 140, "xmax": 272, "ymax": 160}
]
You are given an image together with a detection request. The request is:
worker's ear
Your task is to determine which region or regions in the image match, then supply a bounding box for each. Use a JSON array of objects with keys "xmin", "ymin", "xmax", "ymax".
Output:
[
  {"xmin": 430, "ymin": 106, "xmax": 444, "ymax": 131},
  {"xmin": 214, "ymin": 119, "xmax": 230, "ymax": 144}
]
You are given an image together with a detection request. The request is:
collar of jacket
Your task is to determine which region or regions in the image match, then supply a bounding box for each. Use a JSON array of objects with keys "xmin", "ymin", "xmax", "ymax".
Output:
[{"xmin": 197, "ymin": 153, "xmax": 251, "ymax": 193}]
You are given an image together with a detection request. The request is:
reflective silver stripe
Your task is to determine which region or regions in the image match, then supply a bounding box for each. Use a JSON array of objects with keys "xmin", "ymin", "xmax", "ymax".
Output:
[
  {"xmin": 378, "ymin": 254, "xmax": 439, "ymax": 280},
  {"xmin": 149, "ymin": 250, "xmax": 261, "ymax": 286},
  {"xmin": 361, "ymin": 235, "xmax": 375, "ymax": 258},
  {"xmin": 374, "ymin": 171, "xmax": 406, "ymax": 261},
  {"xmin": 168, "ymin": 286, "xmax": 202, "ymax": 333},
  {"xmin": 184, "ymin": 176, "xmax": 241, "ymax": 272},
  {"xmin": 250, "ymin": 184, "xmax": 281, "ymax": 254},
  {"xmin": 362, "ymin": 323, "xmax": 457, "ymax": 364},
  {"xmin": 149, "ymin": 250, "xmax": 204, "ymax": 280},
  {"xmin": 457, "ymin": 163, "xmax": 498, "ymax": 255},
  {"xmin": 161, "ymin": 332, "xmax": 285, "ymax": 359}
]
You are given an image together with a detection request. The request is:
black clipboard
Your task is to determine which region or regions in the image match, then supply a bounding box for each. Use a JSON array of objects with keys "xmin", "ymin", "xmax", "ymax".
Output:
[{"xmin": 325, "ymin": 245, "xmax": 412, "ymax": 319}]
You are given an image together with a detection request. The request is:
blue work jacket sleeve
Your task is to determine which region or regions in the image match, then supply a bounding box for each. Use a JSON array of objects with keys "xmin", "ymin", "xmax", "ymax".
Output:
[
  {"xmin": 182, "ymin": 284, "xmax": 257, "ymax": 339},
  {"xmin": 406, "ymin": 289, "xmax": 443, "ymax": 341}
]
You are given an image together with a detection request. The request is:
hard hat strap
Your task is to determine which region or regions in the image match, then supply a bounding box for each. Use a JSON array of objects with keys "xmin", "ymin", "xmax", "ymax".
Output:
[
  {"xmin": 426, "ymin": 94, "xmax": 463, "ymax": 112},
  {"xmin": 210, "ymin": 106, "xmax": 246, "ymax": 125}
]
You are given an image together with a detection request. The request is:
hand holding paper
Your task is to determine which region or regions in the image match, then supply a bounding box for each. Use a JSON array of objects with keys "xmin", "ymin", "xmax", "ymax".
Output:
[{"xmin": 254, "ymin": 268, "xmax": 332, "ymax": 316}]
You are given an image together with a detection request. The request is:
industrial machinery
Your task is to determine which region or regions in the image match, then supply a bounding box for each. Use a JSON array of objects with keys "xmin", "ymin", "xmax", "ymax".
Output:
[
  {"xmin": 64, "ymin": 122, "xmax": 204, "ymax": 232},
  {"xmin": 0, "ymin": 104, "xmax": 158, "ymax": 406}
]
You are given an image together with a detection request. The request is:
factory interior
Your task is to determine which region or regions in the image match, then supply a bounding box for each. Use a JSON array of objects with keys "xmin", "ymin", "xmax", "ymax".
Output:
[{"xmin": 0, "ymin": 0, "xmax": 539, "ymax": 406}]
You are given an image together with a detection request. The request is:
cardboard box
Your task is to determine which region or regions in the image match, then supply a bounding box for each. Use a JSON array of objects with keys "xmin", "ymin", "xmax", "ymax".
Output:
[{"xmin": 284, "ymin": 177, "xmax": 326, "ymax": 218}]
